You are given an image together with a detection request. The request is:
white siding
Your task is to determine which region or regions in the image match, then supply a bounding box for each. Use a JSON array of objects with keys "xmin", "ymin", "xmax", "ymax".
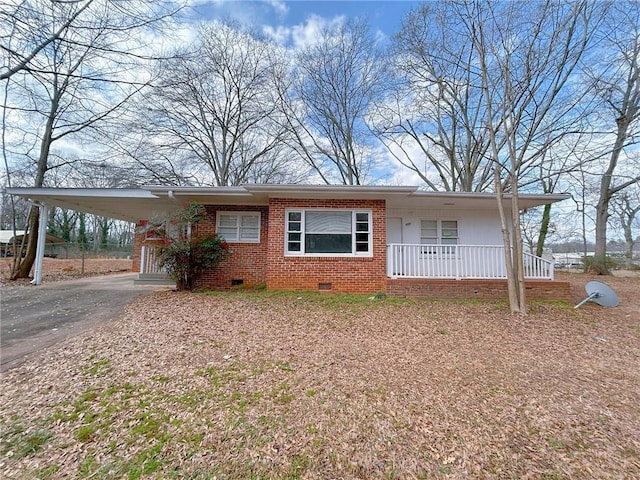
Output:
[
  {"xmin": 386, "ymin": 208, "xmax": 508, "ymax": 245},
  {"xmin": 385, "ymin": 208, "xmax": 528, "ymax": 279}
]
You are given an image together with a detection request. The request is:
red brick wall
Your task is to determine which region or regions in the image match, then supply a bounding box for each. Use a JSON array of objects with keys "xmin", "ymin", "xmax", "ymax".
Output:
[
  {"xmin": 266, "ymin": 198, "xmax": 387, "ymax": 294},
  {"xmin": 386, "ymin": 278, "xmax": 571, "ymax": 302},
  {"xmin": 132, "ymin": 228, "xmax": 143, "ymax": 273},
  {"xmin": 195, "ymin": 205, "xmax": 269, "ymax": 289}
]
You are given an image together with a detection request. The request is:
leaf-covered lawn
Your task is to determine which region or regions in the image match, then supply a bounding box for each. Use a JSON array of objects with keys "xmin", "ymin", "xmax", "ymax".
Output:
[{"xmin": 1, "ymin": 274, "xmax": 639, "ymax": 479}]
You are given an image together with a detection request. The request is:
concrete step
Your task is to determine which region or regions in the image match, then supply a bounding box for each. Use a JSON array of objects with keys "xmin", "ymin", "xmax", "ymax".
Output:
[{"xmin": 134, "ymin": 273, "xmax": 175, "ymax": 286}]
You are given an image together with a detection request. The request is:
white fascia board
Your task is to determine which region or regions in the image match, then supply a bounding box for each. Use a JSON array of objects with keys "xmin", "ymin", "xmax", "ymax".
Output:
[
  {"xmin": 143, "ymin": 185, "xmax": 266, "ymax": 204},
  {"xmin": 243, "ymin": 184, "xmax": 419, "ymax": 199},
  {"xmin": 143, "ymin": 185, "xmax": 250, "ymax": 196},
  {"xmin": 6, "ymin": 187, "xmax": 158, "ymax": 199},
  {"xmin": 391, "ymin": 191, "xmax": 571, "ymax": 210},
  {"xmin": 409, "ymin": 191, "xmax": 570, "ymax": 202}
]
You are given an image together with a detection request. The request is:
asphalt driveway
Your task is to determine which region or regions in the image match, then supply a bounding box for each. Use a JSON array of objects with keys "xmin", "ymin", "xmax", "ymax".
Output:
[{"xmin": 1, "ymin": 273, "xmax": 170, "ymax": 370}]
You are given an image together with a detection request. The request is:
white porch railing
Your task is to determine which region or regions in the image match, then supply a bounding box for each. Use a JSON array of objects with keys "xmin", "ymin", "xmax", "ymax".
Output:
[
  {"xmin": 386, "ymin": 244, "xmax": 554, "ymax": 280},
  {"xmin": 140, "ymin": 245, "xmax": 164, "ymax": 275}
]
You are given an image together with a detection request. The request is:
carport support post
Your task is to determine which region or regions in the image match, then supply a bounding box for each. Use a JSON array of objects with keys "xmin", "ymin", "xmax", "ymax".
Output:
[{"xmin": 31, "ymin": 203, "xmax": 49, "ymax": 285}]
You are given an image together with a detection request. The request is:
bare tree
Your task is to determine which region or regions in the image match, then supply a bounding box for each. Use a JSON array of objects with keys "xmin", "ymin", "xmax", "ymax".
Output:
[
  {"xmin": 137, "ymin": 22, "xmax": 296, "ymax": 187},
  {"xmin": 527, "ymin": 134, "xmax": 597, "ymax": 257},
  {"xmin": 1, "ymin": 0, "xmax": 95, "ymax": 81},
  {"xmin": 2, "ymin": 0, "xmax": 181, "ymax": 279},
  {"xmin": 375, "ymin": 4, "xmax": 495, "ymax": 192},
  {"xmin": 586, "ymin": 1, "xmax": 640, "ymax": 274},
  {"xmin": 48, "ymin": 207, "xmax": 77, "ymax": 243},
  {"xmin": 611, "ymin": 188, "xmax": 640, "ymax": 264},
  {"xmin": 384, "ymin": 1, "xmax": 598, "ymax": 198},
  {"xmin": 388, "ymin": 0, "xmax": 599, "ymax": 312},
  {"xmin": 285, "ymin": 18, "xmax": 388, "ymax": 185},
  {"xmin": 478, "ymin": 0, "xmax": 600, "ymax": 313}
]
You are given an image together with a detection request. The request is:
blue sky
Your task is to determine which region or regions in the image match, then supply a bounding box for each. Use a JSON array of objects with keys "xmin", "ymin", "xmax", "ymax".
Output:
[{"xmin": 188, "ymin": 0, "xmax": 423, "ymax": 43}]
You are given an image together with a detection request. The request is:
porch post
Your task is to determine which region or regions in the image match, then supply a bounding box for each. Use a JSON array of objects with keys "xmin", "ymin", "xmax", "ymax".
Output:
[
  {"xmin": 31, "ymin": 203, "xmax": 49, "ymax": 285},
  {"xmin": 140, "ymin": 245, "xmax": 146, "ymax": 275}
]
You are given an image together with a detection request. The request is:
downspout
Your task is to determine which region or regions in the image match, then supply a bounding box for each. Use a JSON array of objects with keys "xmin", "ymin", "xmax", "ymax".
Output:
[{"xmin": 31, "ymin": 202, "xmax": 49, "ymax": 285}]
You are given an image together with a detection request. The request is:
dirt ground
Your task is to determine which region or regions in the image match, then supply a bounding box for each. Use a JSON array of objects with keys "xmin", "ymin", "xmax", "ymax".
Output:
[
  {"xmin": 0, "ymin": 267, "xmax": 639, "ymax": 479},
  {"xmin": 0, "ymin": 258, "xmax": 133, "ymax": 284}
]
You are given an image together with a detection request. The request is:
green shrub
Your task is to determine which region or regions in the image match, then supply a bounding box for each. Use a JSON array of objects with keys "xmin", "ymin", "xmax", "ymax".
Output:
[{"xmin": 147, "ymin": 204, "xmax": 229, "ymax": 291}]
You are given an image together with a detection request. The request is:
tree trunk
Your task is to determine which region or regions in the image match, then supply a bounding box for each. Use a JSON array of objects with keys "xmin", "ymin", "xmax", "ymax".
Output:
[
  {"xmin": 78, "ymin": 212, "xmax": 88, "ymax": 246},
  {"xmin": 13, "ymin": 208, "xmax": 39, "ymax": 278},
  {"xmin": 12, "ymin": 89, "xmax": 60, "ymax": 278},
  {"xmin": 623, "ymin": 222, "xmax": 634, "ymax": 263},
  {"xmin": 494, "ymin": 166, "xmax": 521, "ymax": 313},
  {"xmin": 536, "ymin": 203, "xmax": 552, "ymax": 257},
  {"xmin": 591, "ymin": 115, "xmax": 629, "ymax": 275},
  {"xmin": 61, "ymin": 210, "xmax": 74, "ymax": 242},
  {"xmin": 510, "ymin": 176, "xmax": 527, "ymax": 314},
  {"xmin": 592, "ymin": 193, "xmax": 610, "ymax": 274}
]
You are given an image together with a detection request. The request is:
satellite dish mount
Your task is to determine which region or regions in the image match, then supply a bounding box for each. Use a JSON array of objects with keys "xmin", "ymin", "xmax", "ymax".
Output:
[{"xmin": 574, "ymin": 281, "xmax": 619, "ymax": 309}]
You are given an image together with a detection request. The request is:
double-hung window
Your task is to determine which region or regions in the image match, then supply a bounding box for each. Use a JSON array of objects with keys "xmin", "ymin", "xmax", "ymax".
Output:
[
  {"xmin": 216, "ymin": 212, "xmax": 261, "ymax": 242},
  {"xmin": 420, "ymin": 220, "xmax": 458, "ymax": 254},
  {"xmin": 286, "ymin": 209, "xmax": 372, "ymax": 256}
]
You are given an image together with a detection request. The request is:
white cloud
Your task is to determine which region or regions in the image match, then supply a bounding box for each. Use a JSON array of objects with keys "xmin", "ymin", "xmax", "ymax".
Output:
[
  {"xmin": 267, "ymin": 0, "xmax": 289, "ymax": 16},
  {"xmin": 261, "ymin": 24, "xmax": 292, "ymax": 45},
  {"xmin": 262, "ymin": 14, "xmax": 346, "ymax": 49},
  {"xmin": 190, "ymin": 0, "xmax": 289, "ymax": 29}
]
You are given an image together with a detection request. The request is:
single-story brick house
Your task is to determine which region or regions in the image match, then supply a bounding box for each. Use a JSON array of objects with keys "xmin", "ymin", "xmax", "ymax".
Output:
[{"xmin": 6, "ymin": 184, "xmax": 571, "ymax": 300}]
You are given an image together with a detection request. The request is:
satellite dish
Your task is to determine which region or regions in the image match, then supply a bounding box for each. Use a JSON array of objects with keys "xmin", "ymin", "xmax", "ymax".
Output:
[{"xmin": 574, "ymin": 281, "xmax": 619, "ymax": 309}]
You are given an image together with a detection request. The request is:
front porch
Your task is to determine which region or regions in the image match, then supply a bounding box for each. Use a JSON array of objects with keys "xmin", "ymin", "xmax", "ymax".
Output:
[
  {"xmin": 137, "ymin": 244, "xmax": 555, "ymax": 280},
  {"xmin": 386, "ymin": 244, "xmax": 570, "ymax": 301},
  {"xmin": 386, "ymin": 244, "xmax": 555, "ymax": 280}
]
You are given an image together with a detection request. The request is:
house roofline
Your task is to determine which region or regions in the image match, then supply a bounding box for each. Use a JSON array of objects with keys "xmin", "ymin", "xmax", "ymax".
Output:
[
  {"xmin": 409, "ymin": 190, "xmax": 571, "ymax": 203},
  {"xmin": 4, "ymin": 185, "xmax": 571, "ymax": 223},
  {"xmin": 144, "ymin": 184, "xmax": 570, "ymax": 204},
  {"xmin": 243, "ymin": 184, "xmax": 418, "ymax": 195},
  {"xmin": 4, "ymin": 187, "xmax": 158, "ymax": 198},
  {"xmin": 143, "ymin": 185, "xmax": 251, "ymax": 196}
]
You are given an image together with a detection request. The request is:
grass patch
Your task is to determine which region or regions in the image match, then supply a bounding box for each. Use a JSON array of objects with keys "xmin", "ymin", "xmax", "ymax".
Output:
[
  {"xmin": 82, "ymin": 355, "xmax": 112, "ymax": 377},
  {"xmin": 34, "ymin": 464, "xmax": 60, "ymax": 479},
  {"xmin": 75, "ymin": 424, "xmax": 98, "ymax": 443},
  {"xmin": 547, "ymin": 437, "xmax": 569, "ymax": 450},
  {"xmin": 201, "ymin": 288, "xmax": 409, "ymax": 310},
  {"xmin": 0, "ymin": 421, "xmax": 52, "ymax": 459}
]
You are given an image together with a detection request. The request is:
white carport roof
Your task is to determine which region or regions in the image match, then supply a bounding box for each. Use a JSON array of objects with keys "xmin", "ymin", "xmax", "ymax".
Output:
[
  {"xmin": 4, "ymin": 188, "xmax": 180, "ymax": 223},
  {"xmin": 5, "ymin": 185, "xmax": 570, "ymax": 223}
]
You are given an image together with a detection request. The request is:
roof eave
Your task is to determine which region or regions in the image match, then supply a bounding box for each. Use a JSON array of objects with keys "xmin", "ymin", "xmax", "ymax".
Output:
[{"xmin": 243, "ymin": 184, "xmax": 419, "ymax": 199}]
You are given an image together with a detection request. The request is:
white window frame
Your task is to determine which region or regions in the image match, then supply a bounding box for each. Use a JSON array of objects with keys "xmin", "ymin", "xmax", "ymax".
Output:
[
  {"xmin": 285, "ymin": 208, "xmax": 373, "ymax": 257},
  {"xmin": 216, "ymin": 211, "xmax": 261, "ymax": 243},
  {"xmin": 420, "ymin": 219, "xmax": 459, "ymax": 255}
]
